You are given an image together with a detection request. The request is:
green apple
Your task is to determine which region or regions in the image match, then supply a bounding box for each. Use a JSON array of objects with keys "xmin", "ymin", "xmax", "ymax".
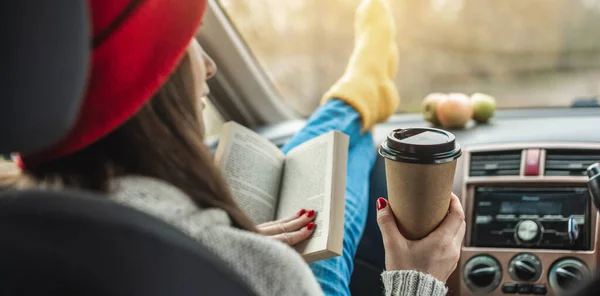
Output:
[
  {"xmin": 470, "ymin": 93, "xmax": 496, "ymax": 123},
  {"xmin": 421, "ymin": 93, "xmax": 446, "ymax": 126}
]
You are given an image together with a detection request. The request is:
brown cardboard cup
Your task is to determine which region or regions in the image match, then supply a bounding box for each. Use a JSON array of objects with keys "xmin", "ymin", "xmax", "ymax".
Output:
[{"xmin": 379, "ymin": 128, "xmax": 461, "ymax": 240}]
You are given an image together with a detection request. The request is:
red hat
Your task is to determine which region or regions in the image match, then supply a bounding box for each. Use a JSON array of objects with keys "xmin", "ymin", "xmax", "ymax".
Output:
[{"xmin": 17, "ymin": 0, "xmax": 207, "ymax": 169}]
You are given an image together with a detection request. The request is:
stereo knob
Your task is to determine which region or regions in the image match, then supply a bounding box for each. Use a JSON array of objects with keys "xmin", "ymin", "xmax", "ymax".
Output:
[
  {"xmin": 549, "ymin": 258, "xmax": 591, "ymax": 294},
  {"xmin": 567, "ymin": 216, "xmax": 580, "ymax": 244},
  {"xmin": 508, "ymin": 253, "xmax": 542, "ymax": 282},
  {"xmin": 515, "ymin": 219, "xmax": 541, "ymax": 243},
  {"xmin": 463, "ymin": 255, "xmax": 502, "ymax": 294}
]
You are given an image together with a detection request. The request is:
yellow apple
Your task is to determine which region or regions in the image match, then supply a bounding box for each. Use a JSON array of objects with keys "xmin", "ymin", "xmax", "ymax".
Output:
[{"xmin": 422, "ymin": 93, "xmax": 447, "ymax": 126}]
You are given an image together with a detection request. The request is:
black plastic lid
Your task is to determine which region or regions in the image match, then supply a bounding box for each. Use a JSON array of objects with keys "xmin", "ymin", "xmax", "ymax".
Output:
[{"xmin": 379, "ymin": 128, "xmax": 462, "ymax": 164}]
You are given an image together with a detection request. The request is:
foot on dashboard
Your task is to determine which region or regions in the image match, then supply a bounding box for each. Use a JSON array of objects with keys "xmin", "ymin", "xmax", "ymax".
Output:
[{"xmin": 321, "ymin": 0, "xmax": 400, "ymax": 132}]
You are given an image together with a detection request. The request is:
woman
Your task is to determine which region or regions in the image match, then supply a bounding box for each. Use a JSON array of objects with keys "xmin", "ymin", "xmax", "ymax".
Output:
[{"xmin": 9, "ymin": 0, "xmax": 465, "ymax": 295}]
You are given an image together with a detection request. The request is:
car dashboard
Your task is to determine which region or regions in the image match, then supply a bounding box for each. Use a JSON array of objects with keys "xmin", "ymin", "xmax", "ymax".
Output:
[
  {"xmin": 234, "ymin": 107, "xmax": 600, "ymax": 295},
  {"xmin": 366, "ymin": 107, "xmax": 600, "ymax": 296}
]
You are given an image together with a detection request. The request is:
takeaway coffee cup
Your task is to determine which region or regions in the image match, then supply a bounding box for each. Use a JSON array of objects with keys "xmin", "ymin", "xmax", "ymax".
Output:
[{"xmin": 379, "ymin": 128, "xmax": 462, "ymax": 240}]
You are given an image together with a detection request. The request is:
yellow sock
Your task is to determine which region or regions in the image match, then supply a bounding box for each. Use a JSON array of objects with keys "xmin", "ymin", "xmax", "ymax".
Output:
[{"xmin": 321, "ymin": 0, "xmax": 400, "ymax": 132}]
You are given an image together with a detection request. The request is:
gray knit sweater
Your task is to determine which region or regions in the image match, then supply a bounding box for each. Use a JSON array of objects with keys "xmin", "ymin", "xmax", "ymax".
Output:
[{"xmin": 109, "ymin": 176, "xmax": 448, "ymax": 296}]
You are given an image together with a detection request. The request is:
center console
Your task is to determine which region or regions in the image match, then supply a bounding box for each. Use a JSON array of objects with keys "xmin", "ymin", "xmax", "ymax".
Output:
[
  {"xmin": 456, "ymin": 144, "xmax": 600, "ymax": 296},
  {"xmin": 471, "ymin": 187, "xmax": 589, "ymax": 250}
]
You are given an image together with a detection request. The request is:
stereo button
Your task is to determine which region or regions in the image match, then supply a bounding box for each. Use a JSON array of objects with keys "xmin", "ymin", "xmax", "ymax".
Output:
[
  {"xmin": 520, "ymin": 214, "xmax": 539, "ymax": 219},
  {"xmin": 532, "ymin": 284, "xmax": 547, "ymax": 295},
  {"xmin": 542, "ymin": 214, "xmax": 563, "ymax": 220},
  {"xmin": 572, "ymin": 215, "xmax": 585, "ymax": 225},
  {"xmin": 501, "ymin": 283, "xmax": 517, "ymax": 294},
  {"xmin": 496, "ymin": 214, "xmax": 516, "ymax": 221},
  {"xmin": 518, "ymin": 284, "xmax": 533, "ymax": 294},
  {"xmin": 516, "ymin": 220, "xmax": 540, "ymax": 243},
  {"xmin": 475, "ymin": 215, "xmax": 492, "ymax": 224},
  {"xmin": 568, "ymin": 216, "xmax": 580, "ymax": 244},
  {"xmin": 524, "ymin": 149, "xmax": 541, "ymax": 176}
]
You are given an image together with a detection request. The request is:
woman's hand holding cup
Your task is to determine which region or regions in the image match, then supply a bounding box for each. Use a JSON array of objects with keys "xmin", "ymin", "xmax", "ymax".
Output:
[{"xmin": 376, "ymin": 193, "xmax": 466, "ymax": 282}]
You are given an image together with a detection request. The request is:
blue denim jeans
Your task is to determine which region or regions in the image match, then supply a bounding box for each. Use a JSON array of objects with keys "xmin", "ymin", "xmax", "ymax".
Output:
[{"xmin": 281, "ymin": 99, "xmax": 376, "ymax": 296}]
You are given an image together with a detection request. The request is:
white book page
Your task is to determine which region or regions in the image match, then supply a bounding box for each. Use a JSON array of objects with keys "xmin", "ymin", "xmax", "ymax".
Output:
[
  {"xmin": 277, "ymin": 132, "xmax": 336, "ymax": 254},
  {"xmin": 214, "ymin": 122, "xmax": 284, "ymax": 224}
]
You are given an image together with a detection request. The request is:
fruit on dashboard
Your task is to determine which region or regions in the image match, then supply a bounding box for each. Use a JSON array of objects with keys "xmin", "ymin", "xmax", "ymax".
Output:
[
  {"xmin": 470, "ymin": 93, "xmax": 496, "ymax": 123},
  {"xmin": 435, "ymin": 93, "xmax": 473, "ymax": 129},
  {"xmin": 421, "ymin": 92, "xmax": 496, "ymax": 129},
  {"xmin": 421, "ymin": 93, "xmax": 445, "ymax": 126}
]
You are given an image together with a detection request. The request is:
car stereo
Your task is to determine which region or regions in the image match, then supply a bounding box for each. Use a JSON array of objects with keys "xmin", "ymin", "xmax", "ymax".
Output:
[{"xmin": 471, "ymin": 187, "xmax": 591, "ymax": 250}]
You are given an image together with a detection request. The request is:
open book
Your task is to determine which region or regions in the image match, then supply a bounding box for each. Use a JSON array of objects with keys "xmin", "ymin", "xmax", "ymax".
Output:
[{"xmin": 214, "ymin": 121, "xmax": 348, "ymax": 262}]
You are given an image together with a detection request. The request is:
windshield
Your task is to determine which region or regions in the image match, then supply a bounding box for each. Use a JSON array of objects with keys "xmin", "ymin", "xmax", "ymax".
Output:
[{"xmin": 219, "ymin": 0, "xmax": 600, "ymax": 116}]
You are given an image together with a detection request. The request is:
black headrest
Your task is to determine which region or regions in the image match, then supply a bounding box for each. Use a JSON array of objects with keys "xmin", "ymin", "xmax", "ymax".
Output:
[
  {"xmin": 0, "ymin": 2, "xmax": 89, "ymax": 153},
  {"xmin": 0, "ymin": 189, "xmax": 254, "ymax": 296}
]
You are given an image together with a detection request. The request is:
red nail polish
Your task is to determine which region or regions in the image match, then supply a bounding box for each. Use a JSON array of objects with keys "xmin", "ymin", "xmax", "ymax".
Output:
[
  {"xmin": 307, "ymin": 222, "xmax": 315, "ymax": 231},
  {"xmin": 297, "ymin": 209, "xmax": 306, "ymax": 217},
  {"xmin": 307, "ymin": 210, "xmax": 315, "ymax": 218},
  {"xmin": 376, "ymin": 198, "xmax": 387, "ymax": 211}
]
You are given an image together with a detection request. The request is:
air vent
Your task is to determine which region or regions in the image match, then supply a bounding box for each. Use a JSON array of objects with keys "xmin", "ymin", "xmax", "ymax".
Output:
[
  {"xmin": 470, "ymin": 151, "xmax": 522, "ymax": 177},
  {"xmin": 544, "ymin": 149, "xmax": 600, "ymax": 176}
]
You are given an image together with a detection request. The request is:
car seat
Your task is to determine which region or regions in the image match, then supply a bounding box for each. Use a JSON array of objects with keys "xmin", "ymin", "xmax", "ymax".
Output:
[{"xmin": 0, "ymin": 2, "xmax": 253, "ymax": 295}]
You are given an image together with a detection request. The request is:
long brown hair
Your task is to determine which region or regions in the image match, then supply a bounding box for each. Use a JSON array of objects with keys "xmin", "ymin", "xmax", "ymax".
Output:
[{"xmin": 18, "ymin": 53, "xmax": 257, "ymax": 231}]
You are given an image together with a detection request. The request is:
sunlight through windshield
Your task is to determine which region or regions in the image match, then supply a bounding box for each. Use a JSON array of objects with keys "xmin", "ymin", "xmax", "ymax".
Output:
[{"xmin": 219, "ymin": 0, "xmax": 600, "ymax": 115}]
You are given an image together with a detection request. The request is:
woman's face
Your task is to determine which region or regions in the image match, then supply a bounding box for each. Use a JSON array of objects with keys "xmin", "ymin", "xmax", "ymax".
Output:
[{"xmin": 187, "ymin": 39, "xmax": 217, "ymax": 136}]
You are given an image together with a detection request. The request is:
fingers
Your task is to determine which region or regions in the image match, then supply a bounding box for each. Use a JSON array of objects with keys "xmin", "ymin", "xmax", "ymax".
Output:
[
  {"xmin": 258, "ymin": 210, "xmax": 316, "ymax": 236},
  {"xmin": 272, "ymin": 223, "xmax": 316, "ymax": 246},
  {"xmin": 453, "ymin": 213, "xmax": 467, "ymax": 248},
  {"xmin": 376, "ymin": 197, "xmax": 405, "ymax": 248},
  {"xmin": 257, "ymin": 209, "xmax": 318, "ymax": 247},
  {"xmin": 431, "ymin": 193, "xmax": 465, "ymax": 238},
  {"xmin": 448, "ymin": 193, "xmax": 466, "ymax": 221},
  {"xmin": 258, "ymin": 209, "xmax": 307, "ymax": 227},
  {"xmin": 450, "ymin": 214, "xmax": 466, "ymax": 270}
]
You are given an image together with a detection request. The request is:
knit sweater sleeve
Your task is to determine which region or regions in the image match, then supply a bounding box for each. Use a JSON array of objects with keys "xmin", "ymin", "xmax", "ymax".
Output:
[
  {"xmin": 381, "ymin": 270, "xmax": 448, "ymax": 296},
  {"xmin": 181, "ymin": 211, "xmax": 325, "ymax": 296},
  {"xmin": 109, "ymin": 177, "xmax": 445, "ymax": 296},
  {"xmin": 109, "ymin": 177, "xmax": 324, "ymax": 296}
]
